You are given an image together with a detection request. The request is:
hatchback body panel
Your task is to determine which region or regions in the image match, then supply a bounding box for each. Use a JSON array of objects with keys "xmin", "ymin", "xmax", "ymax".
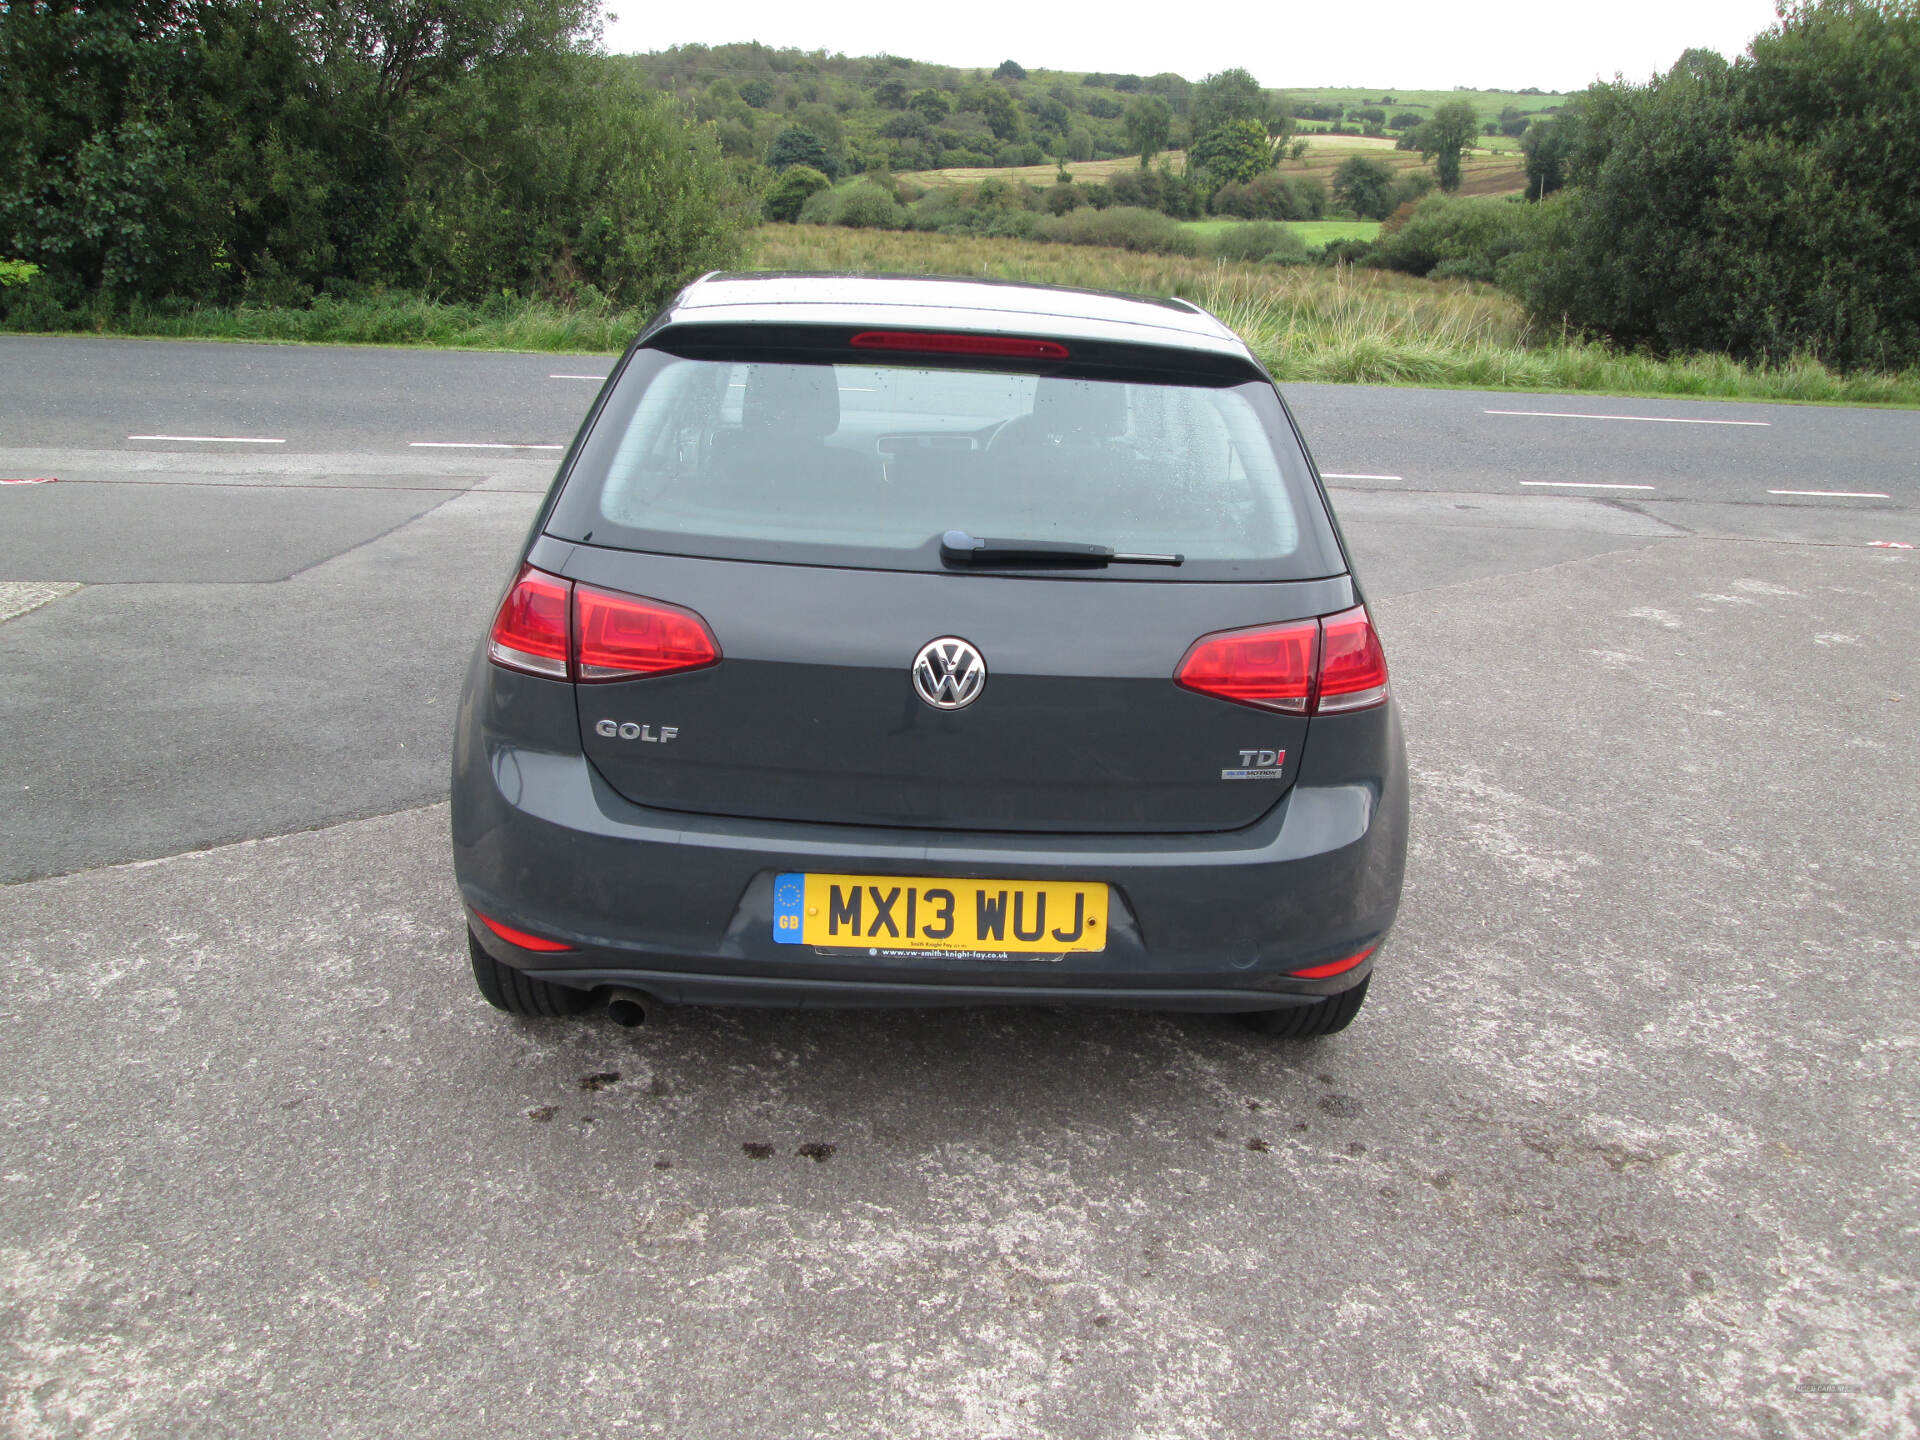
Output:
[{"xmin": 553, "ymin": 539, "xmax": 1353, "ymax": 832}]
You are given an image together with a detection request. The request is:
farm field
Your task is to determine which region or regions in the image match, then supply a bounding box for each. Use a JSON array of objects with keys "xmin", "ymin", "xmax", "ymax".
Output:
[{"xmin": 903, "ymin": 134, "xmax": 1529, "ymax": 199}]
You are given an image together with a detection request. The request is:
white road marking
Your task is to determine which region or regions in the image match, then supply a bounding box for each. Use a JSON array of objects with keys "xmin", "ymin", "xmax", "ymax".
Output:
[
  {"xmin": 1322, "ymin": 473, "xmax": 1402, "ymax": 481},
  {"xmin": 549, "ymin": 374, "xmax": 606, "ymax": 381},
  {"xmin": 1767, "ymin": 489, "xmax": 1890, "ymax": 499},
  {"xmin": 127, "ymin": 434, "xmax": 286, "ymax": 444},
  {"xmin": 409, "ymin": 441, "xmax": 565, "ymax": 450},
  {"xmin": 1519, "ymin": 480, "xmax": 1656, "ymax": 490},
  {"xmin": 1486, "ymin": 409, "xmax": 1770, "ymax": 427}
]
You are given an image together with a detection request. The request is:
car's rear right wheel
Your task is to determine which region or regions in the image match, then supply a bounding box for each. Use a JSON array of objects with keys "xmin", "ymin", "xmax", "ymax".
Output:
[
  {"xmin": 1237, "ymin": 977, "xmax": 1369, "ymax": 1039},
  {"xmin": 467, "ymin": 930, "xmax": 592, "ymax": 1017}
]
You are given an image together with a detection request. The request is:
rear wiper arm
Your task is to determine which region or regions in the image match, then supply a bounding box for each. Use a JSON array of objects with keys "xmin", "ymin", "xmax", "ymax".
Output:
[{"xmin": 939, "ymin": 529, "xmax": 1183, "ymax": 568}]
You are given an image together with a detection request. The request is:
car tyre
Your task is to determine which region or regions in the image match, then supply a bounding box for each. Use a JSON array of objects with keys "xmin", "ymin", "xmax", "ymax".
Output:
[
  {"xmin": 1237, "ymin": 977, "xmax": 1369, "ymax": 1039},
  {"xmin": 468, "ymin": 930, "xmax": 592, "ymax": 1017}
]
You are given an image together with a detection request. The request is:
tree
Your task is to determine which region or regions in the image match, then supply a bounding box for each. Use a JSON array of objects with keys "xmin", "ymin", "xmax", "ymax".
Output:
[
  {"xmin": 1124, "ymin": 95, "xmax": 1172, "ymax": 166},
  {"xmin": 874, "ymin": 79, "xmax": 909, "ymax": 109},
  {"xmin": 993, "ymin": 59, "xmax": 1026, "ymax": 81},
  {"xmin": 760, "ymin": 165, "xmax": 829, "ymax": 221},
  {"xmin": 908, "ymin": 88, "xmax": 951, "ymax": 123},
  {"xmin": 0, "ymin": 0, "xmax": 750, "ymax": 311},
  {"xmin": 1508, "ymin": 0, "xmax": 1920, "ymax": 370},
  {"xmin": 1190, "ymin": 68, "xmax": 1268, "ymax": 135},
  {"xmin": 1331, "ymin": 155, "xmax": 1399, "ymax": 220},
  {"xmin": 959, "ymin": 84, "xmax": 1023, "ymax": 141},
  {"xmin": 767, "ymin": 125, "xmax": 836, "ymax": 177},
  {"xmin": 1414, "ymin": 99, "xmax": 1480, "ymax": 191},
  {"xmin": 1187, "ymin": 117, "xmax": 1277, "ymax": 190},
  {"xmin": 1520, "ymin": 110, "xmax": 1580, "ymax": 199}
]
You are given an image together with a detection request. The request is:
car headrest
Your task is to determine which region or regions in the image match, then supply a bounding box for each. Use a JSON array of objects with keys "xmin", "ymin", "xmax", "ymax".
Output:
[
  {"xmin": 743, "ymin": 364, "xmax": 839, "ymax": 438},
  {"xmin": 1029, "ymin": 377, "xmax": 1127, "ymax": 439}
]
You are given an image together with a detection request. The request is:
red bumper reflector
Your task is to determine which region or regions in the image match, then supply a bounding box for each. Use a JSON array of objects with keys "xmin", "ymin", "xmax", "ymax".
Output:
[
  {"xmin": 475, "ymin": 911, "xmax": 575, "ymax": 953},
  {"xmin": 1290, "ymin": 946, "xmax": 1376, "ymax": 980},
  {"xmin": 850, "ymin": 330, "xmax": 1069, "ymax": 360}
]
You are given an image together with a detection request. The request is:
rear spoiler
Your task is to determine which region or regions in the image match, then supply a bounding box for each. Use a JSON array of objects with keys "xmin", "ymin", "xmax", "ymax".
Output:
[{"xmin": 636, "ymin": 319, "xmax": 1270, "ymax": 388}]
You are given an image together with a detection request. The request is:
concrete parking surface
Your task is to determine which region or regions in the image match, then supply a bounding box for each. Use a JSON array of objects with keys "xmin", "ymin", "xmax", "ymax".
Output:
[{"xmin": 2, "ymin": 337, "xmax": 1916, "ymax": 1438}]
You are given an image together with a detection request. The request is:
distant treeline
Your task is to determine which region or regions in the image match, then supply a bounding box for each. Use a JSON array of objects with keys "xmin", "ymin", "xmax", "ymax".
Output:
[
  {"xmin": 626, "ymin": 46, "xmax": 1561, "ymax": 175},
  {"xmin": 0, "ymin": 0, "xmax": 753, "ymax": 317}
]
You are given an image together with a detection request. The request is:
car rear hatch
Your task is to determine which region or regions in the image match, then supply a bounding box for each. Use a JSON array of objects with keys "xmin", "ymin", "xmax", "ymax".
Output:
[{"xmin": 519, "ymin": 317, "xmax": 1361, "ymax": 835}]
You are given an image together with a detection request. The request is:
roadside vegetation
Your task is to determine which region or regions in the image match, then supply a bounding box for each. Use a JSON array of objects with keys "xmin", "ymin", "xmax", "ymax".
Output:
[
  {"xmin": 2, "ymin": 1, "xmax": 1915, "ymax": 402},
  {"xmin": 39, "ymin": 225, "xmax": 1915, "ymax": 408}
]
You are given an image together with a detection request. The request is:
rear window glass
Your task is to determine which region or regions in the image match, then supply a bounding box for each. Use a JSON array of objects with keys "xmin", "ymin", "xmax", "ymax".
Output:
[{"xmin": 544, "ymin": 349, "xmax": 1343, "ymax": 580}]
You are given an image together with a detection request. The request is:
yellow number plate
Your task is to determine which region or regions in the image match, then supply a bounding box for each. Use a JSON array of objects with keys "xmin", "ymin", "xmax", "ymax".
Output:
[{"xmin": 772, "ymin": 873, "xmax": 1108, "ymax": 955}]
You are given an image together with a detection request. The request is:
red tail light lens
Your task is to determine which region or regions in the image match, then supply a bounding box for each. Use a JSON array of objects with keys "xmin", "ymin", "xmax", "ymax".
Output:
[
  {"xmin": 1175, "ymin": 619, "xmax": 1319, "ymax": 714},
  {"xmin": 487, "ymin": 565, "xmax": 571, "ymax": 679},
  {"xmin": 1175, "ymin": 607, "xmax": 1388, "ymax": 715},
  {"xmin": 488, "ymin": 567, "xmax": 721, "ymax": 683},
  {"xmin": 573, "ymin": 584, "xmax": 720, "ymax": 681},
  {"xmin": 474, "ymin": 910, "xmax": 575, "ymax": 953},
  {"xmin": 1291, "ymin": 945, "xmax": 1376, "ymax": 979},
  {"xmin": 1316, "ymin": 606, "xmax": 1390, "ymax": 713},
  {"xmin": 850, "ymin": 330, "xmax": 1070, "ymax": 360}
]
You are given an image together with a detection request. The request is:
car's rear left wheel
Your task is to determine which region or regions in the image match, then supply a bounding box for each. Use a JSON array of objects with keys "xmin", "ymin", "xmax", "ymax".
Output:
[
  {"xmin": 1237, "ymin": 977, "xmax": 1369, "ymax": 1039},
  {"xmin": 468, "ymin": 930, "xmax": 592, "ymax": 1017}
]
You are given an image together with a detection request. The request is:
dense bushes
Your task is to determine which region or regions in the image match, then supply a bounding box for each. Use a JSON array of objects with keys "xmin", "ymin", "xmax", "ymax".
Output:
[
  {"xmin": 1510, "ymin": 0, "xmax": 1920, "ymax": 369},
  {"xmin": 763, "ymin": 165, "xmax": 831, "ymax": 222},
  {"xmin": 1035, "ymin": 206, "xmax": 1193, "ymax": 253},
  {"xmin": 0, "ymin": 0, "xmax": 755, "ymax": 317},
  {"xmin": 1211, "ymin": 173, "xmax": 1328, "ymax": 221},
  {"xmin": 1370, "ymin": 195, "xmax": 1545, "ymax": 282},
  {"xmin": 798, "ymin": 179, "xmax": 906, "ymax": 229},
  {"xmin": 773, "ymin": 178, "xmax": 1340, "ymax": 265}
]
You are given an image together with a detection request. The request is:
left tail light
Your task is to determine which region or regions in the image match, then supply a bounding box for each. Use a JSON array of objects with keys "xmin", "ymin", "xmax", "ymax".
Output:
[{"xmin": 487, "ymin": 565, "xmax": 720, "ymax": 682}]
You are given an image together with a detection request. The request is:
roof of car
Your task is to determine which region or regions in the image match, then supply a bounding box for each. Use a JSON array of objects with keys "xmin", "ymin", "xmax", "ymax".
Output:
[{"xmin": 650, "ymin": 272, "xmax": 1253, "ymax": 363}]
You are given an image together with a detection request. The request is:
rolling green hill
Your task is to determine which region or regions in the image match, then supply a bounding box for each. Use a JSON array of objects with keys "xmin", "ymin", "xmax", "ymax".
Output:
[{"xmin": 626, "ymin": 44, "xmax": 1560, "ymax": 182}]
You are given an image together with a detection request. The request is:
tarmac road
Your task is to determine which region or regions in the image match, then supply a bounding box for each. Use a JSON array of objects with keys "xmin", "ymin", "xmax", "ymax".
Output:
[{"xmin": 1, "ymin": 336, "xmax": 1915, "ymax": 1439}]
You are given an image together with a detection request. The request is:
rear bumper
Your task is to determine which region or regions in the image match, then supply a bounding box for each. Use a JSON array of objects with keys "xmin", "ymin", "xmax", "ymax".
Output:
[{"xmin": 451, "ymin": 677, "xmax": 1408, "ymax": 1011}]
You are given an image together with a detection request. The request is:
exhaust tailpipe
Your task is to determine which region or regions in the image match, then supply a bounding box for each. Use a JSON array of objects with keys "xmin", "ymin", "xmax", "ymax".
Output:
[{"xmin": 605, "ymin": 989, "xmax": 651, "ymax": 1028}]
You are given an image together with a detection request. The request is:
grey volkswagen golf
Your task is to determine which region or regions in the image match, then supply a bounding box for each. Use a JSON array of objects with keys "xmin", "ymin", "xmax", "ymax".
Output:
[{"xmin": 451, "ymin": 273, "xmax": 1407, "ymax": 1037}]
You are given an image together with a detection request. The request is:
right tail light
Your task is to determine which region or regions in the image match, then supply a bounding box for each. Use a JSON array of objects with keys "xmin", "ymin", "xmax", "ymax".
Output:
[{"xmin": 1175, "ymin": 605, "xmax": 1388, "ymax": 715}]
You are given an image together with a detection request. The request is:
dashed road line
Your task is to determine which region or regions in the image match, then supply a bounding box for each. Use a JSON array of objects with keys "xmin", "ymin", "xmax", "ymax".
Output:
[
  {"xmin": 1322, "ymin": 473, "xmax": 1403, "ymax": 481},
  {"xmin": 409, "ymin": 441, "xmax": 565, "ymax": 450},
  {"xmin": 1767, "ymin": 489, "xmax": 1890, "ymax": 499},
  {"xmin": 1519, "ymin": 480, "xmax": 1656, "ymax": 490},
  {"xmin": 1486, "ymin": 410, "xmax": 1770, "ymax": 427},
  {"xmin": 549, "ymin": 374, "xmax": 606, "ymax": 381},
  {"xmin": 127, "ymin": 434, "xmax": 286, "ymax": 444}
]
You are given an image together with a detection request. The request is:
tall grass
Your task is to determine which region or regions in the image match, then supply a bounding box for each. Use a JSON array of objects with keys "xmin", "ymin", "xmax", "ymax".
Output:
[
  {"xmin": 753, "ymin": 226, "xmax": 1920, "ymax": 405},
  {"xmin": 7, "ymin": 224, "xmax": 1916, "ymax": 405}
]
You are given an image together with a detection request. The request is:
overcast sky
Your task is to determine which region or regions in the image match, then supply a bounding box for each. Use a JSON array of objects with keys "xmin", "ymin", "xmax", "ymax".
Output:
[{"xmin": 601, "ymin": 0, "xmax": 1786, "ymax": 94}]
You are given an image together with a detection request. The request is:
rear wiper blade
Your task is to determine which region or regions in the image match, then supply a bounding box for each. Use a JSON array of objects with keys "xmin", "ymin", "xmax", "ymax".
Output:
[{"xmin": 939, "ymin": 529, "xmax": 1183, "ymax": 568}]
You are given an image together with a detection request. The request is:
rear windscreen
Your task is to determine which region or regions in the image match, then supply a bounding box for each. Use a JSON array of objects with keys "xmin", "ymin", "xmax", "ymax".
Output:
[{"xmin": 543, "ymin": 348, "xmax": 1345, "ymax": 580}]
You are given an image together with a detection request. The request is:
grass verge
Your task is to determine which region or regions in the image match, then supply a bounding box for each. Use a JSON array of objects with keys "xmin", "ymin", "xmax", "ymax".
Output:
[{"xmin": 5, "ymin": 225, "xmax": 1915, "ymax": 406}]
